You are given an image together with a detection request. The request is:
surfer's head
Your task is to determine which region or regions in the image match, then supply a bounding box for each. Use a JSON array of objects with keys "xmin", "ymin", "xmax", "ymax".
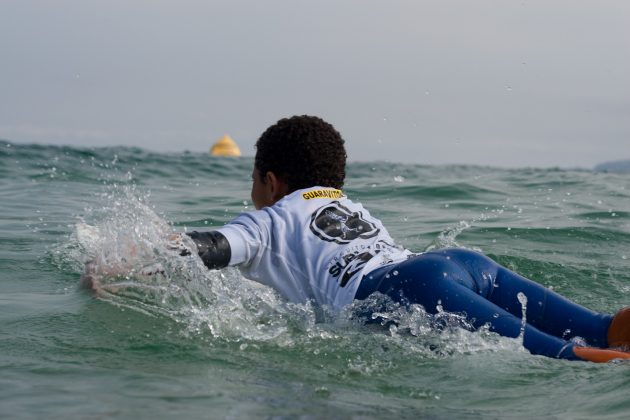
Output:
[{"xmin": 251, "ymin": 115, "xmax": 347, "ymax": 209}]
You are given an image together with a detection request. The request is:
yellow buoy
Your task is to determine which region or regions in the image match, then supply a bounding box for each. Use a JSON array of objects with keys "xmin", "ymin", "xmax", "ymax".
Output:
[{"xmin": 210, "ymin": 134, "xmax": 241, "ymax": 157}]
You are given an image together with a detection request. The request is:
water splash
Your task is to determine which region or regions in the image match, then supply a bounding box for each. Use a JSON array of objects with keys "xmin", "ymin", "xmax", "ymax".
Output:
[
  {"xmin": 429, "ymin": 220, "xmax": 472, "ymax": 250},
  {"xmin": 54, "ymin": 184, "xmax": 319, "ymax": 343},
  {"xmin": 345, "ymin": 293, "xmax": 524, "ymax": 358},
  {"xmin": 426, "ymin": 208, "xmax": 504, "ymax": 251},
  {"xmin": 56, "ymin": 183, "xmax": 531, "ymax": 360}
]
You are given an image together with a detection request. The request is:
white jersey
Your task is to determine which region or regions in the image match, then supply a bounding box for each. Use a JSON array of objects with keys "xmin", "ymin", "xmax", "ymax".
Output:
[{"xmin": 216, "ymin": 187, "xmax": 412, "ymax": 310}]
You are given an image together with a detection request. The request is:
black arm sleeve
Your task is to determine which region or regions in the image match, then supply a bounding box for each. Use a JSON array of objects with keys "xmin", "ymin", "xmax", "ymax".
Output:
[{"xmin": 185, "ymin": 231, "xmax": 231, "ymax": 270}]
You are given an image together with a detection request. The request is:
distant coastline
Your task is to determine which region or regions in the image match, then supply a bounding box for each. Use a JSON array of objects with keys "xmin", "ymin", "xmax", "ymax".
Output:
[{"xmin": 594, "ymin": 159, "xmax": 630, "ymax": 173}]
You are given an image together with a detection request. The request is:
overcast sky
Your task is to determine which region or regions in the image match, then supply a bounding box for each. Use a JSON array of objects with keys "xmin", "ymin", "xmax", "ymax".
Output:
[{"xmin": 1, "ymin": 0, "xmax": 629, "ymax": 167}]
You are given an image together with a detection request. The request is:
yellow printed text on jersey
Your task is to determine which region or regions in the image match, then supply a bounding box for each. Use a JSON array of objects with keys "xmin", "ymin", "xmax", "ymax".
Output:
[{"xmin": 301, "ymin": 189, "xmax": 344, "ymax": 200}]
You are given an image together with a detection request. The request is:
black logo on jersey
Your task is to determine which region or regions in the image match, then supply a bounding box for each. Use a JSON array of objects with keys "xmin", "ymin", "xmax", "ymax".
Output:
[
  {"xmin": 309, "ymin": 201, "xmax": 380, "ymax": 244},
  {"xmin": 329, "ymin": 250, "xmax": 378, "ymax": 287},
  {"xmin": 328, "ymin": 240, "xmax": 396, "ymax": 287}
]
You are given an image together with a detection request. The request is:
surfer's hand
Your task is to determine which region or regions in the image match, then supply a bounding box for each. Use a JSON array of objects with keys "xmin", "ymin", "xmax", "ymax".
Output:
[
  {"xmin": 80, "ymin": 259, "xmax": 99, "ymax": 290},
  {"xmin": 79, "ymin": 259, "xmax": 114, "ymax": 296}
]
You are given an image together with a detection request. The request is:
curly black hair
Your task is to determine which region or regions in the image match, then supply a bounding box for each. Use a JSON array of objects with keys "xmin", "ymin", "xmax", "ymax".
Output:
[{"xmin": 255, "ymin": 115, "xmax": 347, "ymax": 191}]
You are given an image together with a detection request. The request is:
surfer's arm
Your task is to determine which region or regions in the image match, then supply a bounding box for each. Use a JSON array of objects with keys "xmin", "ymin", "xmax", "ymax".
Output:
[
  {"xmin": 183, "ymin": 211, "xmax": 266, "ymax": 270},
  {"xmin": 185, "ymin": 231, "xmax": 231, "ymax": 269}
]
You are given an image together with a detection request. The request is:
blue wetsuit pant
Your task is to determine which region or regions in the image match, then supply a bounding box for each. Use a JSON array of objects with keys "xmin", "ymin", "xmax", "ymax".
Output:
[{"xmin": 355, "ymin": 249, "xmax": 613, "ymax": 360}]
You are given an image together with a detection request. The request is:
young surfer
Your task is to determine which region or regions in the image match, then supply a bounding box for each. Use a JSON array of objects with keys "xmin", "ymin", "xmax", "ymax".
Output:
[{"xmin": 181, "ymin": 115, "xmax": 630, "ymax": 362}]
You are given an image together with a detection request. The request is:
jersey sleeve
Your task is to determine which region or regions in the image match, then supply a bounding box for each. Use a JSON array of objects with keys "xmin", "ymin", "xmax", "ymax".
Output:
[{"xmin": 215, "ymin": 211, "xmax": 268, "ymax": 266}]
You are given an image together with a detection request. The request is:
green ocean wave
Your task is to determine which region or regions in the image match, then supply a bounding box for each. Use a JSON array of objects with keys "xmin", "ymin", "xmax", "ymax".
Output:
[{"xmin": 3, "ymin": 143, "xmax": 630, "ymax": 418}]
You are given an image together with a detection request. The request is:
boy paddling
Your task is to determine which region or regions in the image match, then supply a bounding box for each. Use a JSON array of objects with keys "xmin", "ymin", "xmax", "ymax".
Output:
[{"xmin": 87, "ymin": 115, "xmax": 630, "ymax": 362}]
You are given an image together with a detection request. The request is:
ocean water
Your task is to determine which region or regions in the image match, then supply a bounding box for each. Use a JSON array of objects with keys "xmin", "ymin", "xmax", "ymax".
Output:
[{"xmin": 2, "ymin": 142, "xmax": 630, "ymax": 419}]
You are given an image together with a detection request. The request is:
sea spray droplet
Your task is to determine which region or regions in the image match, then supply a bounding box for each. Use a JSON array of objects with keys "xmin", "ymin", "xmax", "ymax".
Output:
[{"xmin": 517, "ymin": 292, "xmax": 528, "ymax": 341}]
